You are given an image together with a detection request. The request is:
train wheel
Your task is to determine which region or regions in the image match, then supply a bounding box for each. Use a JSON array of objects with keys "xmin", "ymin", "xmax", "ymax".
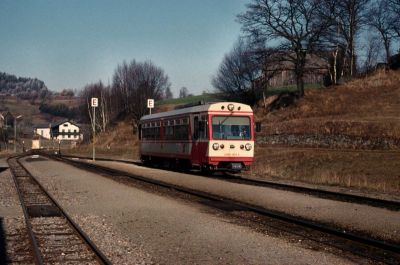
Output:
[
  {"xmin": 141, "ymin": 155, "xmax": 149, "ymax": 165},
  {"xmin": 169, "ymin": 159, "xmax": 178, "ymax": 171},
  {"xmin": 201, "ymin": 165, "xmax": 214, "ymax": 175}
]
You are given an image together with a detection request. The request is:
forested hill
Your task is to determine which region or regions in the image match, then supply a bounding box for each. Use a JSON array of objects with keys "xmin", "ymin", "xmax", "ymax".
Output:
[{"xmin": 0, "ymin": 72, "xmax": 49, "ymax": 99}]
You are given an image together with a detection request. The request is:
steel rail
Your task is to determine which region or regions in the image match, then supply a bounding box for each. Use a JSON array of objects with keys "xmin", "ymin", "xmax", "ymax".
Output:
[
  {"xmin": 222, "ymin": 174, "xmax": 400, "ymax": 211},
  {"xmin": 8, "ymin": 156, "xmax": 112, "ymax": 265},
  {"xmin": 8, "ymin": 156, "xmax": 43, "ymax": 265}
]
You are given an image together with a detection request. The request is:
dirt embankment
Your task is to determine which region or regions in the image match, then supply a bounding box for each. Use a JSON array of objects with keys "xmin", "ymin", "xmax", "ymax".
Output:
[
  {"xmin": 256, "ymin": 70, "xmax": 400, "ymax": 150},
  {"xmin": 252, "ymin": 70, "xmax": 400, "ymax": 193}
]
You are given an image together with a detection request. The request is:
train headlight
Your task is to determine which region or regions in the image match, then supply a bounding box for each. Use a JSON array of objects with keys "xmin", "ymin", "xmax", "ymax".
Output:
[
  {"xmin": 212, "ymin": 143, "xmax": 219, "ymax": 150},
  {"xmin": 245, "ymin": 143, "xmax": 252, "ymax": 151},
  {"xmin": 227, "ymin": 104, "xmax": 234, "ymax": 111},
  {"xmin": 220, "ymin": 144, "xmax": 224, "ymax": 149},
  {"xmin": 240, "ymin": 144, "xmax": 244, "ymax": 149}
]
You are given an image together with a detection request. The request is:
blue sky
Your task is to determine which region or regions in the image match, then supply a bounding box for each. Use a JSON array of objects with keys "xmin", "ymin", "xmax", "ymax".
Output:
[{"xmin": 0, "ymin": 0, "xmax": 247, "ymax": 96}]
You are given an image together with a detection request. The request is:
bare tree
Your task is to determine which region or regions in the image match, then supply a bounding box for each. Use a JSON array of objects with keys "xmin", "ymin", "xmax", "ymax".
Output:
[
  {"xmin": 212, "ymin": 38, "xmax": 266, "ymax": 105},
  {"xmin": 179, "ymin": 87, "xmax": 189, "ymax": 98},
  {"xmin": 164, "ymin": 86, "xmax": 173, "ymax": 99},
  {"xmin": 112, "ymin": 60, "xmax": 170, "ymax": 124},
  {"xmin": 238, "ymin": 0, "xmax": 335, "ymax": 97},
  {"xmin": 367, "ymin": 0, "xmax": 396, "ymax": 63},
  {"xmin": 80, "ymin": 82, "xmax": 111, "ymax": 133},
  {"xmin": 60, "ymin": 88, "xmax": 74, "ymax": 98},
  {"xmin": 388, "ymin": 0, "xmax": 400, "ymax": 38},
  {"xmin": 362, "ymin": 34, "xmax": 382, "ymax": 72},
  {"xmin": 335, "ymin": 0, "xmax": 371, "ymax": 76}
]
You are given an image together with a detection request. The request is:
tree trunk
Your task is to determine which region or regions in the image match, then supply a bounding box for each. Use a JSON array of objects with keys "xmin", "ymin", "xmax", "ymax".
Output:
[
  {"xmin": 296, "ymin": 52, "xmax": 306, "ymax": 97},
  {"xmin": 333, "ymin": 48, "xmax": 338, "ymax": 85},
  {"xmin": 383, "ymin": 37, "xmax": 391, "ymax": 64},
  {"xmin": 299, "ymin": 77, "xmax": 305, "ymax": 97}
]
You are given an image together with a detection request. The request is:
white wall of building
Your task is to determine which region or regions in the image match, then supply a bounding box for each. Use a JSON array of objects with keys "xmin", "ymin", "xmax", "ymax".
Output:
[
  {"xmin": 57, "ymin": 122, "xmax": 81, "ymax": 141},
  {"xmin": 34, "ymin": 128, "xmax": 51, "ymax": 139}
]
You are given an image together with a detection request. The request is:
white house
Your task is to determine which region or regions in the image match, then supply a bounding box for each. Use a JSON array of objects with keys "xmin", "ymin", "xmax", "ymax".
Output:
[
  {"xmin": 52, "ymin": 120, "xmax": 82, "ymax": 141},
  {"xmin": 34, "ymin": 120, "xmax": 83, "ymax": 141},
  {"xmin": 34, "ymin": 126, "xmax": 51, "ymax": 139}
]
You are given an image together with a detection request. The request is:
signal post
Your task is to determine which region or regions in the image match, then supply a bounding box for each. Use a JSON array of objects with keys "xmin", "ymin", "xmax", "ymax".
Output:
[{"xmin": 91, "ymin": 97, "xmax": 98, "ymax": 161}]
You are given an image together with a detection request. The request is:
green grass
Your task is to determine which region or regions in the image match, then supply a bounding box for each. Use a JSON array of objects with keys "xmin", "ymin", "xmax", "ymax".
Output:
[
  {"xmin": 268, "ymin": 83, "xmax": 324, "ymax": 95},
  {"xmin": 157, "ymin": 93, "xmax": 223, "ymax": 105},
  {"xmin": 157, "ymin": 84, "xmax": 323, "ymax": 106}
]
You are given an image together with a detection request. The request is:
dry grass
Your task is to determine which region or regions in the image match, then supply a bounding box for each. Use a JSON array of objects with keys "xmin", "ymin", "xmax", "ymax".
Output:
[
  {"xmin": 63, "ymin": 120, "xmax": 139, "ymax": 160},
  {"xmin": 0, "ymin": 150, "xmax": 14, "ymax": 159},
  {"xmin": 257, "ymin": 70, "xmax": 400, "ymax": 138},
  {"xmin": 252, "ymin": 71, "xmax": 400, "ymax": 193},
  {"xmin": 51, "ymin": 97, "xmax": 81, "ymax": 107},
  {"xmin": 251, "ymin": 146, "xmax": 400, "ymax": 194},
  {"xmin": 0, "ymin": 98, "xmax": 56, "ymax": 128}
]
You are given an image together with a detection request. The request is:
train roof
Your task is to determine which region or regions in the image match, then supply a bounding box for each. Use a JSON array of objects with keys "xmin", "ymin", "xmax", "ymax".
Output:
[{"xmin": 140, "ymin": 102, "xmax": 253, "ymax": 121}]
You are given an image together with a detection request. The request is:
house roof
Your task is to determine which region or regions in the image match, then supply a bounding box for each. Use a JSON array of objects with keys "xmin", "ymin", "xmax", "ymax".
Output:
[
  {"xmin": 34, "ymin": 124, "xmax": 52, "ymax": 129},
  {"xmin": 265, "ymin": 52, "xmax": 329, "ymax": 72},
  {"xmin": 34, "ymin": 120, "xmax": 81, "ymax": 130},
  {"xmin": 0, "ymin": 111, "xmax": 14, "ymax": 120},
  {"xmin": 51, "ymin": 119, "xmax": 80, "ymax": 128}
]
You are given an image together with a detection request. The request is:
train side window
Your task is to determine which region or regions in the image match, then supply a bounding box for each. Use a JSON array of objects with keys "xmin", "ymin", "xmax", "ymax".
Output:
[
  {"xmin": 198, "ymin": 120, "xmax": 207, "ymax": 139},
  {"xmin": 193, "ymin": 116, "xmax": 199, "ymax": 140}
]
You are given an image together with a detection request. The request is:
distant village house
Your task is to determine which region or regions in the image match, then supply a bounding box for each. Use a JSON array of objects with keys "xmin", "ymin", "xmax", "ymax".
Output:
[
  {"xmin": 0, "ymin": 111, "xmax": 14, "ymax": 128},
  {"xmin": 33, "ymin": 120, "xmax": 83, "ymax": 149},
  {"xmin": 266, "ymin": 53, "xmax": 330, "ymax": 88}
]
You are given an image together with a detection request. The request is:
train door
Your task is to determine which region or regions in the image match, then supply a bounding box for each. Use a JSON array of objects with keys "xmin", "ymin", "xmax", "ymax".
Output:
[{"xmin": 192, "ymin": 114, "xmax": 208, "ymax": 166}]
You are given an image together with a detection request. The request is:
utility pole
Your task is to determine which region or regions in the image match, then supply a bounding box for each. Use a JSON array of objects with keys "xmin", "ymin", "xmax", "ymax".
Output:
[
  {"xmin": 14, "ymin": 119, "xmax": 16, "ymax": 153},
  {"xmin": 14, "ymin": 115, "xmax": 22, "ymax": 153}
]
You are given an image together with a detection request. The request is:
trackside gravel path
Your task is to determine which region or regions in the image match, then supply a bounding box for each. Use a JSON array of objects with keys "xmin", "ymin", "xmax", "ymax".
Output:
[
  {"xmin": 21, "ymin": 157, "xmax": 357, "ymax": 265},
  {"xmin": 89, "ymin": 159, "xmax": 400, "ymax": 243}
]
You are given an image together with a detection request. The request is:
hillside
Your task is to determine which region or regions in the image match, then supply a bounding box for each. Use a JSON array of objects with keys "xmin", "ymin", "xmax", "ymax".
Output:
[
  {"xmin": 252, "ymin": 70, "xmax": 400, "ymax": 193},
  {"xmin": 0, "ymin": 97, "xmax": 82, "ymax": 138},
  {"xmin": 0, "ymin": 72, "xmax": 49, "ymax": 100},
  {"xmin": 257, "ymin": 70, "xmax": 400, "ymax": 149}
]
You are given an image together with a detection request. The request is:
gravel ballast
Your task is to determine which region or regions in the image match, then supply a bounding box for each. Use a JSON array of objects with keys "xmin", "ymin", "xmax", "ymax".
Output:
[
  {"xmin": 0, "ymin": 168, "xmax": 32, "ymax": 263},
  {"xmin": 88, "ymin": 159, "xmax": 400, "ymax": 243},
  {"xmin": 22, "ymin": 157, "xmax": 357, "ymax": 264}
]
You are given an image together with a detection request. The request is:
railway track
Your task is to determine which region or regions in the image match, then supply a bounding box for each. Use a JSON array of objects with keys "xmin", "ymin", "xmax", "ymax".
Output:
[
  {"xmin": 215, "ymin": 173, "xmax": 400, "ymax": 211},
  {"xmin": 48, "ymin": 154, "xmax": 400, "ymax": 264},
  {"xmin": 60, "ymin": 154, "xmax": 400, "ymax": 211},
  {"xmin": 7, "ymin": 156, "xmax": 111, "ymax": 265}
]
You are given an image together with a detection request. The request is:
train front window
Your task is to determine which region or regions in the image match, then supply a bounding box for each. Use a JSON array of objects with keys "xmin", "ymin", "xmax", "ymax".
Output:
[{"xmin": 212, "ymin": 116, "xmax": 251, "ymax": 140}]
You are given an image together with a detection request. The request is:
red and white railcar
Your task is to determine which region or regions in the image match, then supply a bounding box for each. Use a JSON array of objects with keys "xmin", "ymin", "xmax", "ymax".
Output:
[{"xmin": 139, "ymin": 102, "xmax": 254, "ymax": 172}]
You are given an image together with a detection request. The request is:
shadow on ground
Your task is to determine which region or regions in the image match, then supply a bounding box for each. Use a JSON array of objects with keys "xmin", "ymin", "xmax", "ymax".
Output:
[{"xmin": 0, "ymin": 218, "xmax": 7, "ymax": 265}]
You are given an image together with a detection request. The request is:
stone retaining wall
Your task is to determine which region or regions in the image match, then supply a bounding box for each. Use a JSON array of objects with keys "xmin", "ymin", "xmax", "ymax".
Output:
[{"xmin": 257, "ymin": 134, "xmax": 400, "ymax": 150}]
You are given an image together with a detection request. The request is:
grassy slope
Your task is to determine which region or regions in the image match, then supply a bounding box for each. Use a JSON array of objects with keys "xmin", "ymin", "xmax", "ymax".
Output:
[
  {"xmin": 63, "ymin": 120, "xmax": 139, "ymax": 160},
  {"xmin": 257, "ymin": 71, "xmax": 400, "ymax": 138},
  {"xmin": 252, "ymin": 70, "xmax": 400, "ymax": 193},
  {"xmin": 1, "ymin": 97, "xmax": 82, "ymax": 127},
  {"xmin": 1, "ymin": 99, "xmax": 48, "ymax": 125}
]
